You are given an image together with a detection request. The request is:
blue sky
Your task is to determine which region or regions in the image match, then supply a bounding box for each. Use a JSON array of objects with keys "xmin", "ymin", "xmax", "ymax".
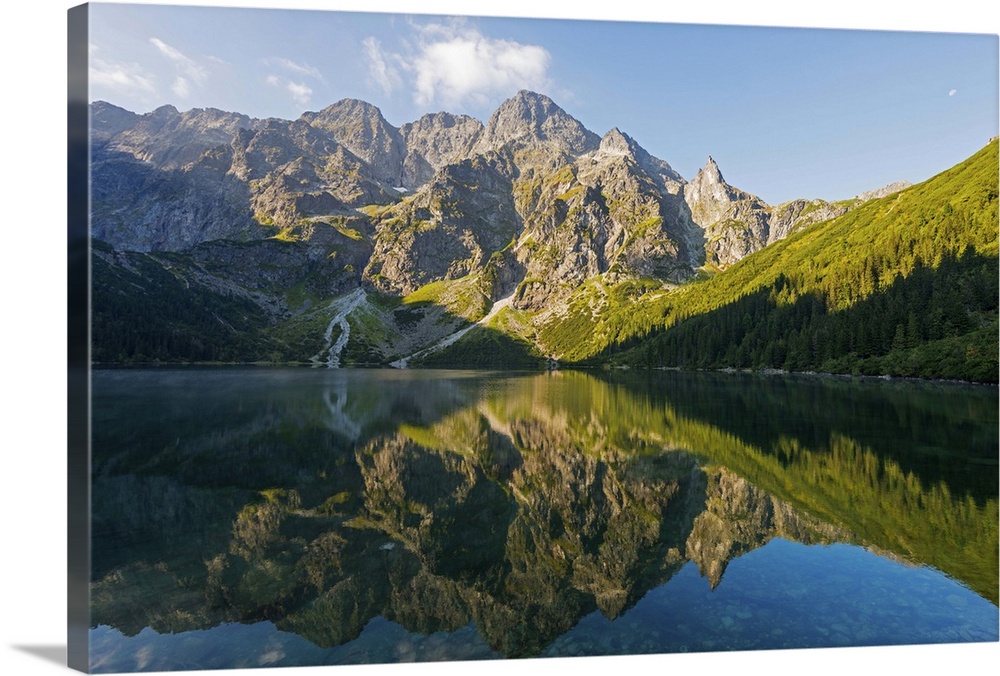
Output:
[{"xmin": 87, "ymin": 1, "xmax": 998, "ymax": 205}]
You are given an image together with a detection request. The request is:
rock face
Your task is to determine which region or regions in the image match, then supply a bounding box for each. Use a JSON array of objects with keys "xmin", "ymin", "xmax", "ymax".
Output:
[
  {"xmin": 682, "ymin": 156, "xmax": 888, "ymax": 269},
  {"xmin": 599, "ymin": 127, "xmax": 686, "ymax": 195},
  {"xmin": 302, "ymin": 98, "xmax": 407, "ymax": 188},
  {"xmin": 686, "ymin": 468, "xmax": 845, "ymax": 588},
  {"xmin": 767, "ymin": 198, "xmax": 852, "ymax": 242},
  {"xmin": 509, "ymin": 131, "xmax": 700, "ymax": 311},
  {"xmin": 90, "ymin": 103, "xmax": 265, "ymax": 250},
  {"xmin": 90, "ymin": 144, "xmax": 258, "ymax": 252},
  {"xmin": 476, "ymin": 90, "xmax": 600, "ymax": 160},
  {"xmin": 364, "ymin": 153, "xmax": 521, "ymax": 296},
  {"xmin": 684, "ymin": 156, "xmax": 772, "ymax": 267},
  {"xmin": 400, "ymin": 112, "xmax": 485, "ymax": 188},
  {"xmin": 94, "ymin": 102, "xmax": 258, "ymax": 169},
  {"xmin": 229, "ymin": 118, "xmax": 399, "ymax": 222},
  {"xmin": 89, "ymin": 101, "xmax": 140, "ymax": 144},
  {"xmin": 856, "ymin": 180, "xmax": 912, "ymax": 201},
  {"xmin": 90, "ymin": 91, "xmax": 894, "ymax": 363}
]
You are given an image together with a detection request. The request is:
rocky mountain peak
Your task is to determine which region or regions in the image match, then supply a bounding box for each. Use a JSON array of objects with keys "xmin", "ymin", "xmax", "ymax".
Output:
[
  {"xmin": 478, "ymin": 90, "xmax": 600, "ymax": 157},
  {"xmin": 151, "ymin": 103, "xmax": 180, "ymax": 118},
  {"xmin": 593, "ymin": 127, "xmax": 687, "ymax": 197},
  {"xmin": 405, "ymin": 111, "xmax": 475, "ymax": 132},
  {"xmin": 93, "ymin": 101, "xmax": 257, "ymax": 170},
  {"xmin": 399, "ymin": 112, "xmax": 484, "ymax": 189},
  {"xmin": 699, "ymin": 155, "xmax": 725, "ymax": 184},
  {"xmin": 90, "ymin": 100, "xmax": 140, "ymax": 142},
  {"xmin": 685, "ymin": 156, "xmax": 736, "ymax": 211},
  {"xmin": 856, "ymin": 180, "xmax": 912, "ymax": 202},
  {"xmin": 302, "ymin": 98, "xmax": 405, "ymax": 185},
  {"xmin": 304, "ymin": 98, "xmax": 388, "ymax": 126},
  {"xmin": 598, "ymin": 127, "xmax": 635, "ymax": 156},
  {"xmin": 500, "ymin": 89, "xmax": 561, "ymax": 120}
]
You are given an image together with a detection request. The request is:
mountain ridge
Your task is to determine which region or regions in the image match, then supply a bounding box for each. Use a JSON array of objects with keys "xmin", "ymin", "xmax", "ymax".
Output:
[
  {"xmin": 89, "ymin": 92, "xmax": 905, "ymax": 265},
  {"xmin": 87, "ymin": 92, "xmax": 996, "ymax": 381}
]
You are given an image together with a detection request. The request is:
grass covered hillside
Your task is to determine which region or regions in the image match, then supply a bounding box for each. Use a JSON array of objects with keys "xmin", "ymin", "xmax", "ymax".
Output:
[{"xmin": 579, "ymin": 140, "xmax": 998, "ymax": 382}]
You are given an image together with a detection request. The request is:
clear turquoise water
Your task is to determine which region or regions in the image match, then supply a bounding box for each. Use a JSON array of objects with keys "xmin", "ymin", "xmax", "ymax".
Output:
[
  {"xmin": 90, "ymin": 540, "xmax": 997, "ymax": 672},
  {"xmin": 545, "ymin": 540, "xmax": 997, "ymax": 657}
]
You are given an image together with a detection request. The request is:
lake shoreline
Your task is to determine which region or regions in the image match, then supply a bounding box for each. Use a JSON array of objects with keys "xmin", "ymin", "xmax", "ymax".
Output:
[{"xmin": 89, "ymin": 360, "xmax": 998, "ymax": 389}]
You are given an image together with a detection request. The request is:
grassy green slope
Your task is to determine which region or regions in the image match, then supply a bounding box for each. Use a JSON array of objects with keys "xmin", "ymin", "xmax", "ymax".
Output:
[{"xmin": 573, "ymin": 140, "xmax": 998, "ymax": 381}]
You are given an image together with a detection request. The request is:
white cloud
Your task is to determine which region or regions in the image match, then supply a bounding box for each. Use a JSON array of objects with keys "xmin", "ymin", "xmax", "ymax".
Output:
[
  {"xmin": 287, "ymin": 81, "xmax": 313, "ymax": 106},
  {"xmin": 409, "ymin": 24, "xmax": 552, "ymax": 108},
  {"xmin": 363, "ymin": 37, "xmax": 401, "ymax": 96},
  {"xmin": 264, "ymin": 73, "xmax": 313, "ymax": 108},
  {"xmin": 261, "ymin": 56, "xmax": 322, "ymax": 109},
  {"xmin": 365, "ymin": 23, "xmax": 553, "ymax": 109},
  {"xmin": 88, "ymin": 46, "xmax": 158, "ymax": 99},
  {"xmin": 264, "ymin": 57, "xmax": 323, "ymax": 80},
  {"xmin": 949, "ymin": 89, "xmax": 957, "ymax": 96},
  {"xmin": 149, "ymin": 37, "xmax": 208, "ymax": 98},
  {"xmin": 172, "ymin": 76, "xmax": 190, "ymax": 99}
]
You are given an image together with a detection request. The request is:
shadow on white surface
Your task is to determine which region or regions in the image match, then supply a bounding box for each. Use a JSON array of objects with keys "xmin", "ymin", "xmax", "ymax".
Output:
[{"xmin": 12, "ymin": 645, "xmax": 65, "ymax": 668}]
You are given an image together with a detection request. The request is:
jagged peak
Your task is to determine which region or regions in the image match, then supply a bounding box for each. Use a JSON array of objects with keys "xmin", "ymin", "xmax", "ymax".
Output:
[
  {"xmin": 599, "ymin": 127, "xmax": 634, "ymax": 155},
  {"xmin": 480, "ymin": 90, "xmax": 599, "ymax": 156},
  {"xmin": 401, "ymin": 110, "xmax": 483, "ymax": 133},
  {"xmin": 698, "ymin": 155, "xmax": 726, "ymax": 184},
  {"xmin": 310, "ymin": 97, "xmax": 385, "ymax": 117},
  {"xmin": 90, "ymin": 100, "xmax": 134, "ymax": 114},
  {"xmin": 151, "ymin": 103, "xmax": 180, "ymax": 117},
  {"xmin": 94, "ymin": 101, "xmax": 256, "ymax": 132},
  {"xmin": 90, "ymin": 101, "xmax": 143, "ymax": 143},
  {"xmin": 181, "ymin": 105, "xmax": 248, "ymax": 119},
  {"xmin": 301, "ymin": 98, "xmax": 399, "ymax": 138},
  {"xmin": 90, "ymin": 100, "xmax": 139, "ymax": 129},
  {"xmin": 507, "ymin": 89, "xmax": 558, "ymax": 107},
  {"xmin": 489, "ymin": 90, "xmax": 569, "ymax": 126},
  {"xmin": 593, "ymin": 127, "xmax": 687, "ymax": 193},
  {"xmin": 412, "ymin": 110, "xmax": 459, "ymax": 124}
]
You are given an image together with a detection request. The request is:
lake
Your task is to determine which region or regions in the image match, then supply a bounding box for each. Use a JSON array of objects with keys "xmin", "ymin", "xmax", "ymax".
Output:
[{"xmin": 88, "ymin": 368, "xmax": 999, "ymax": 672}]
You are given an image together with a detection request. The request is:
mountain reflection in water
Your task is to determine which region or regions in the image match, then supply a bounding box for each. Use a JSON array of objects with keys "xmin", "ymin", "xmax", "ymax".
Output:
[{"xmin": 89, "ymin": 368, "xmax": 999, "ymax": 672}]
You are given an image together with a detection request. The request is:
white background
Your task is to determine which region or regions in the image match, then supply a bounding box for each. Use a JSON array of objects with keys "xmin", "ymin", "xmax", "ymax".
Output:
[{"xmin": 2, "ymin": 1, "xmax": 997, "ymax": 675}]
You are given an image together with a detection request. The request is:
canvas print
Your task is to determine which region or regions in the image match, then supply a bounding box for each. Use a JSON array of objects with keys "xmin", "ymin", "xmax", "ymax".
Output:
[{"xmin": 68, "ymin": 1, "xmax": 999, "ymax": 673}]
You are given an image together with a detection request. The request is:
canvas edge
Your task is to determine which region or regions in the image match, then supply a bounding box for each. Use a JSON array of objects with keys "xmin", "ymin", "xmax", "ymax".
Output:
[{"xmin": 67, "ymin": 3, "xmax": 92, "ymax": 673}]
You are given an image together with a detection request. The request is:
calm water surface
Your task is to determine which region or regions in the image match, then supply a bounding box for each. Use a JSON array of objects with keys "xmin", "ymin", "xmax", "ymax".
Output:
[{"xmin": 89, "ymin": 368, "xmax": 999, "ymax": 672}]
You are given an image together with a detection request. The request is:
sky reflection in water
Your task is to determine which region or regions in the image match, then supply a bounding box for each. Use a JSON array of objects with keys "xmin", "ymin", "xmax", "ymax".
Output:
[{"xmin": 88, "ymin": 368, "xmax": 999, "ymax": 672}]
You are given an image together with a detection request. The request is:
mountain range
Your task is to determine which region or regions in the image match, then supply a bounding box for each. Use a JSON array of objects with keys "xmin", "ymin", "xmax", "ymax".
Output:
[{"xmin": 89, "ymin": 91, "xmax": 998, "ymax": 381}]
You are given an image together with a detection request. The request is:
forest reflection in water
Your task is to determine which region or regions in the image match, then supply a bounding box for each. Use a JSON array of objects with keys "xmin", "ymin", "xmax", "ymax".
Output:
[{"xmin": 89, "ymin": 368, "xmax": 999, "ymax": 672}]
